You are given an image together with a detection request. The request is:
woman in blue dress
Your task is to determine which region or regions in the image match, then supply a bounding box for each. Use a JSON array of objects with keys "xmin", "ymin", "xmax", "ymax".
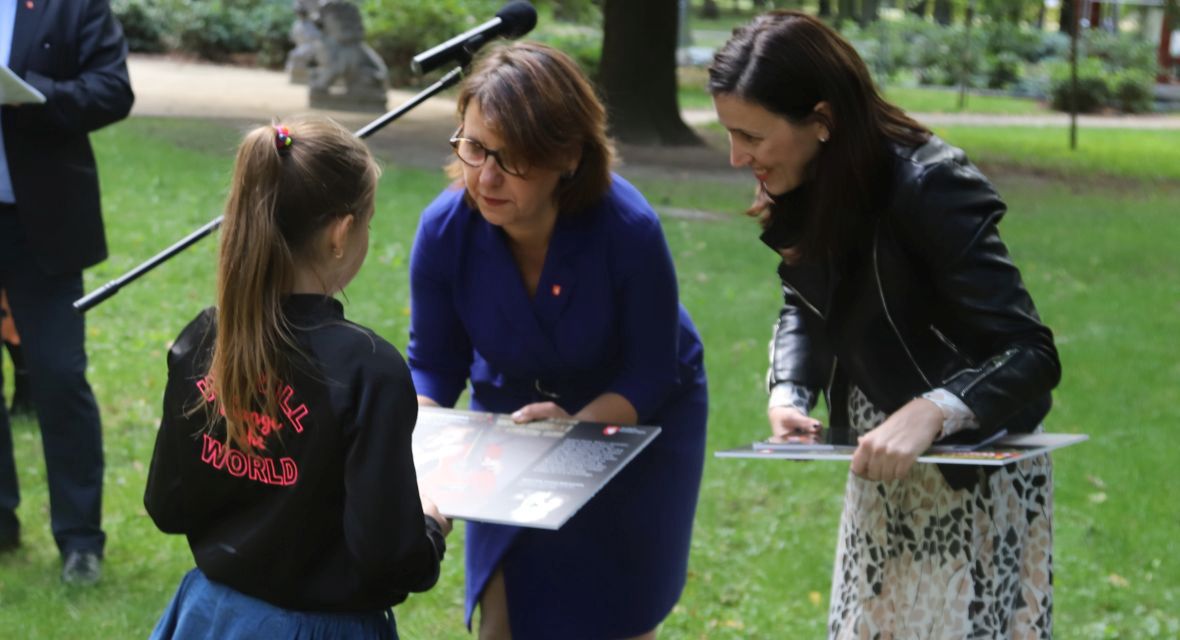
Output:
[{"xmin": 408, "ymin": 42, "xmax": 708, "ymax": 639}]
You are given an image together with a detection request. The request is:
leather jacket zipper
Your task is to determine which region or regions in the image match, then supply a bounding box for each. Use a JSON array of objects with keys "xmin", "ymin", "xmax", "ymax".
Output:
[
  {"xmin": 930, "ymin": 324, "xmax": 975, "ymax": 366},
  {"xmin": 872, "ymin": 228, "xmax": 1015, "ymax": 397},
  {"xmin": 873, "ymin": 226, "xmax": 933, "ymax": 388},
  {"xmin": 826, "ymin": 356, "xmax": 838, "ymax": 406},
  {"xmin": 774, "ymin": 276, "xmax": 833, "ymax": 404},
  {"xmin": 961, "ymin": 348, "xmax": 1017, "ymax": 396},
  {"xmin": 787, "ymin": 284, "xmax": 825, "ymax": 321}
]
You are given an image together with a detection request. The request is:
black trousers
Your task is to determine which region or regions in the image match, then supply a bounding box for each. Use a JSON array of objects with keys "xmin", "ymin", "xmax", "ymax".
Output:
[{"xmin": 0, "ymin": 208, "xmax": 105, "ymax": 556}]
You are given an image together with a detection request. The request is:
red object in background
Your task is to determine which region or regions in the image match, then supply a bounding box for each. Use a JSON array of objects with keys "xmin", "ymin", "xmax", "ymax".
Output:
[
  {"xmin": 1160, "ymin": 12, "xmax": 1178, "ymax": 82},
  {"xmin": 0, "ymin": 291, "xmax": 20, "ymax": 346}
]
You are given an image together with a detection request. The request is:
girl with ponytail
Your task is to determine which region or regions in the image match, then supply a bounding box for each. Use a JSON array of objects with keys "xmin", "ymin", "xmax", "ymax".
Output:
[{"xmin": 145, "ymin": 117, "xmax": 449, "ymax": 639}]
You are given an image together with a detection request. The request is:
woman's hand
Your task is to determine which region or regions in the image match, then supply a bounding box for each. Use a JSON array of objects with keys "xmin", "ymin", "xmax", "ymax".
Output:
[
  {"xmin": 512, "ymin": 393, "xmax": 640, "ymax": 425},
  {"xmin": 420, "ymin": 492, "xmax": 453, "ymax": 537},
  {"xmin": 511, "ymin": 402, "xmax": 572, "ymax": 423},
  {"xmin": 850, "ymin": 397, "xmax": 943, "ymax": 481},
  {"xmin": 768, "ymin": 405, "xmax": 822, "ymax": 443},
  {"xmin": 417, "ymin": 395, "xmax": 440, "ymax": 407}
]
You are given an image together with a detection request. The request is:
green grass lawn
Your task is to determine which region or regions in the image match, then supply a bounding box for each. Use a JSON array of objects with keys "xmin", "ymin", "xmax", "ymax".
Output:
[
  {"xmin": 0, "ymin": 117, "xmax": 1177, "ymax": 638},
  {"xmin": 885, "ymin": 86, "xmax": 1048, "ymax": 115},
  {"xmin": 679, "ymin": 70, "xmax": 1050, "ymax": 116},
  {"xmin": 934, "ymin": 126, "xmax": 1180, "ymax": 183}
]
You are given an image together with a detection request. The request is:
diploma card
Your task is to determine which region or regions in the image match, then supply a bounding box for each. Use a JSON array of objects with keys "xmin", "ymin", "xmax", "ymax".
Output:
[
  {"xmin": 0, "ymin": 66, "xmax": 47, "ymax": 105},
  {"xmin": 412, "ymin": 406, "xmax": 661, "ymax": 530},
  {"xmin": 715, "ymin": 432, "xmax": 1088, "ymax": 466}
]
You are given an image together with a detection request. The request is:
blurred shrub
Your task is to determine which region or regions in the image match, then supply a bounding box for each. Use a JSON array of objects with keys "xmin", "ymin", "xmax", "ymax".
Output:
[
  {"xmin": 1109, "ymin": 67, "xmax": 1155, "ymax": 113},
  {"xmin": 982, "ymin": 22, "xmax": 1044, "ymax": 64},
  {"xmin": 175, "ymin": 0, "xmax": 290, "ymax": 66},
  {"xmin": 363, "ymin": 0, "xmax": 501, "ymax": 86},
  {"xmin": 1084, "ymin": 28, "xmax": 1158, "ymax": 74},
  {"xmin": 1048, "ymin": 58, "xmax": 1110, "ymax": 113},
  {"xmin": 113, "ymin": 0, "xmax": 291, "ymax": 68},
  {"xmin": 842, "ymin": 16, "xmax": 925, "ymax": 83},
  {"xmin": 530, "ymin": 25, "xmax": 602, "ymax": 79},
  {"xmin": 365, "ymin": 0, "xmax": 604, "ymax": 87},
  {"xmin": 112, "ymin": 0, "xmax": 168, "ymax": 53},
  {"xmin": 985, "ymin": 51, "xmax": 1024, "ymax": 89},
  {"xmin": 837, "ymin": 17, "xmax": 1158, "ymax": 112}
]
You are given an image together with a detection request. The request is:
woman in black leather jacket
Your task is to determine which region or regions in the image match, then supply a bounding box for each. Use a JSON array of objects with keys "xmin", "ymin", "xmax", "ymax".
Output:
[{"xmin": 709, "ymin": 12, "xmax": 1060, "ymax": 639}]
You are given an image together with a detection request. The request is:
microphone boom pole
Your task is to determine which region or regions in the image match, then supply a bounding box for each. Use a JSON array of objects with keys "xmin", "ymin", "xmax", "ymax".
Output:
[
  {"xmin": 74, "ymin": 1, "xmax": 537, "ymax": 314},
  {"xmin": 73, "ymin": 66, "xmax": 466, "ymax": 314},
  {"xmin": 73, "ymin": 215, "xmax": 225, "ymax": 313}
]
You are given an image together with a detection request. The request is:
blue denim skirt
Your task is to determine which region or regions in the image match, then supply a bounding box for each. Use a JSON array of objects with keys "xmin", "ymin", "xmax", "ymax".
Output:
[{"xmin": 150, "ymin": 568, "xmax": 398, "ymax": 639}]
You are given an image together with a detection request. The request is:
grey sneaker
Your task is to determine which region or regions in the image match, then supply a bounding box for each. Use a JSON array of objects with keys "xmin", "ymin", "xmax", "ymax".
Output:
[{"xmin": 61, "ymin": 550, "xmax": 102, "ymax": 585}]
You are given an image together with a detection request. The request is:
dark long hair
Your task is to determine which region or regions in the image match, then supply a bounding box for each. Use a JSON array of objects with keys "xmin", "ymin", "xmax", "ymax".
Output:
[{"xmin": 708, "ymin": 11, "xmax": 929, "ymax": 263}]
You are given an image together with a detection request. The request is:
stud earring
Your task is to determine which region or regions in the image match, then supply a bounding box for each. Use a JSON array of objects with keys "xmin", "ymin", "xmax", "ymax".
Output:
[{"xmin": 819, "ymin": 134, "xmax": 829, "ymax": 143}]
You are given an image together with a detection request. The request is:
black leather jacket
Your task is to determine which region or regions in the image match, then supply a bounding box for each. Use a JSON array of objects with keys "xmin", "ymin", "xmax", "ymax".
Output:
[{"xmin": 765, "ymin": 136, "xmax": 1060, "ymax": 483}]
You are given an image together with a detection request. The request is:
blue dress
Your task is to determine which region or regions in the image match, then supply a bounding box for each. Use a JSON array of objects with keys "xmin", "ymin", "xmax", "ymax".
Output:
[{"xmin": 408, "ymin": 176, "xmax": 708, "ymax": 639}]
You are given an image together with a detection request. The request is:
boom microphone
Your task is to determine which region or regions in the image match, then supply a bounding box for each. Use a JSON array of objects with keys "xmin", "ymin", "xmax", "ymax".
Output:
[{"xmin": 411, "ymin": 1, "xmax": 538, "ymax": 75}]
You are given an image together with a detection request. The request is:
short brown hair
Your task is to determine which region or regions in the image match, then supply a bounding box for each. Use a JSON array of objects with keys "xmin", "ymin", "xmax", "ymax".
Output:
[{"xmin": 448, "ymin": 41, "xmax": 614, "ymax": 216}]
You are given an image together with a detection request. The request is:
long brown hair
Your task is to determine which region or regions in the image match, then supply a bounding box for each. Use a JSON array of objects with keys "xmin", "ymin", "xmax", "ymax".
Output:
[
  {"xmin": 211, "ymin": 116, "xmax": 378, "ymax": 451},
  {"xmin": 448, "ymin": 41, "xmax": 614, "ymax": 216},
  {"xmin": 708, "ymin": 11, "xmax": 929, "ymax": 263}
]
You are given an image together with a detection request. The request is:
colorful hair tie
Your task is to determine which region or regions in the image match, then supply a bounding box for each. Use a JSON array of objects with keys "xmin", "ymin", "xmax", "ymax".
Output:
[{"xmin": 274, "ymin": 125, "xmax": 294, "ymax": 155}]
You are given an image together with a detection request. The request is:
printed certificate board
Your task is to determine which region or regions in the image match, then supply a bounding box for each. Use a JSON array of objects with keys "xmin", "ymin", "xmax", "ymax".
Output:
[
  {"xmin": 715, "ymin": 432, "xmax": 1088, "ymax": 466},
  {"xmin": 412, "ymin": 407, "xmax": 660, "ymax": 530},
  {"xmin": 0, "ymin": 66, "xmax": 46, "ymax": 105}
]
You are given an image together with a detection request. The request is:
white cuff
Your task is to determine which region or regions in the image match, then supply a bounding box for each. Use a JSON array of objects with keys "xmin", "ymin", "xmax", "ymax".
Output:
[
  {"xmin": 769, "ymin": 382, "xmax": 815, "ymax": 414},
  {"xmin": 922, "ymin": 388, "xmax": 979, "ymax": 439}
]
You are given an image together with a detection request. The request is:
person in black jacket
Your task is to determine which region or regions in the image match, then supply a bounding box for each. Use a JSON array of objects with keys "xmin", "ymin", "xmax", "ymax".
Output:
[
  {"xmin": 709, "ymin": 12, "xmax": 1061, "ymax": 639},
  {"xmin": 144, "ymin": 117, "xmax": 449, "ymax": 639},
  {"xmin": 0, "ymin": 0, "xmax": 134, "ymax": 584}
]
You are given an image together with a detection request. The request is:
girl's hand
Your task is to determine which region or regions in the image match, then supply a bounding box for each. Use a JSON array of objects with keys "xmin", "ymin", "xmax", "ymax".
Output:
[
  {"xmin": 511, "ymin": 402, "xmax": 572, "ymax": 423},
  {"xmin": 768, "ymin": 405, "xmax": 822, "ymax": 443},
  {"xmin": 850, "ymin": 398, "xmax": 943, "ymax": 481},
  {"xmin": 420, "ymin": 493, "xmax": 453, "ymax": 537}
]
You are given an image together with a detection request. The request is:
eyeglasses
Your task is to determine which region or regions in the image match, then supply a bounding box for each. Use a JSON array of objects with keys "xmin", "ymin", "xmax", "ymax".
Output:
[{"xmin": 449, "ymin": 131, "xmax": 528, "ymax": 178}]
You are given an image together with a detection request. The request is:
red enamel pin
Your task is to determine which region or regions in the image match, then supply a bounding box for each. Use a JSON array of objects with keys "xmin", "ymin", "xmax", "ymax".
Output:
[{"xmin": 551, "ymin": 284, "xmax": 562, "ymax": 296}]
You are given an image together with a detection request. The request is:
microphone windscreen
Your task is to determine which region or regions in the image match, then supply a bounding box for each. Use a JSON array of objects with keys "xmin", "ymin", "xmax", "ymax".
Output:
[{"xmin": 496, "ymin": 1, "xmax": 538, "ymax": 38}]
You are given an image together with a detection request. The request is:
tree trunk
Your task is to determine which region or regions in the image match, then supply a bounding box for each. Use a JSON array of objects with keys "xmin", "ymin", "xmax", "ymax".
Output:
[
  {"xmin": 933, "ymin": 0, "xmax": 952, "ymax": 25},
  {"xmin": 819, "ymin": 0, "xmax": 833, "ymax": 18},
  {"xmin": 911, "ymin": 0, "xmax": 929, "ymax": 19},
  {"xmin": 600, "ymin": 0, "xmax": 701, "ymax": 146},
  {"xmin": 862, "ymin": 0, "xmax": 880, "ymax": 25},
  {"xmin": 837, "ymin": 0, "xmax": 858, "ymax": 27},
  {"xmin": 701, "ymin": 0, "xmax": 720, "ymax": 19},
  {"xmin": 1058, "ymin": 0, "xmax": 1075, "ymax": 33}
]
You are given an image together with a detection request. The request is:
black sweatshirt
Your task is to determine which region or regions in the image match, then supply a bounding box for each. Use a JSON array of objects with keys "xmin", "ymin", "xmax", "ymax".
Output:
[{"xmin": 145, "ymin": 295, "xmax": 445, "ymax": 613}]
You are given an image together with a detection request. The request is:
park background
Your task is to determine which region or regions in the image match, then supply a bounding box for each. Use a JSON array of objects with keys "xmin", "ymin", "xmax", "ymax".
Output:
[{"xmin": 1, "ymin": 0, "xmax": 1178, "ymax": 637}]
